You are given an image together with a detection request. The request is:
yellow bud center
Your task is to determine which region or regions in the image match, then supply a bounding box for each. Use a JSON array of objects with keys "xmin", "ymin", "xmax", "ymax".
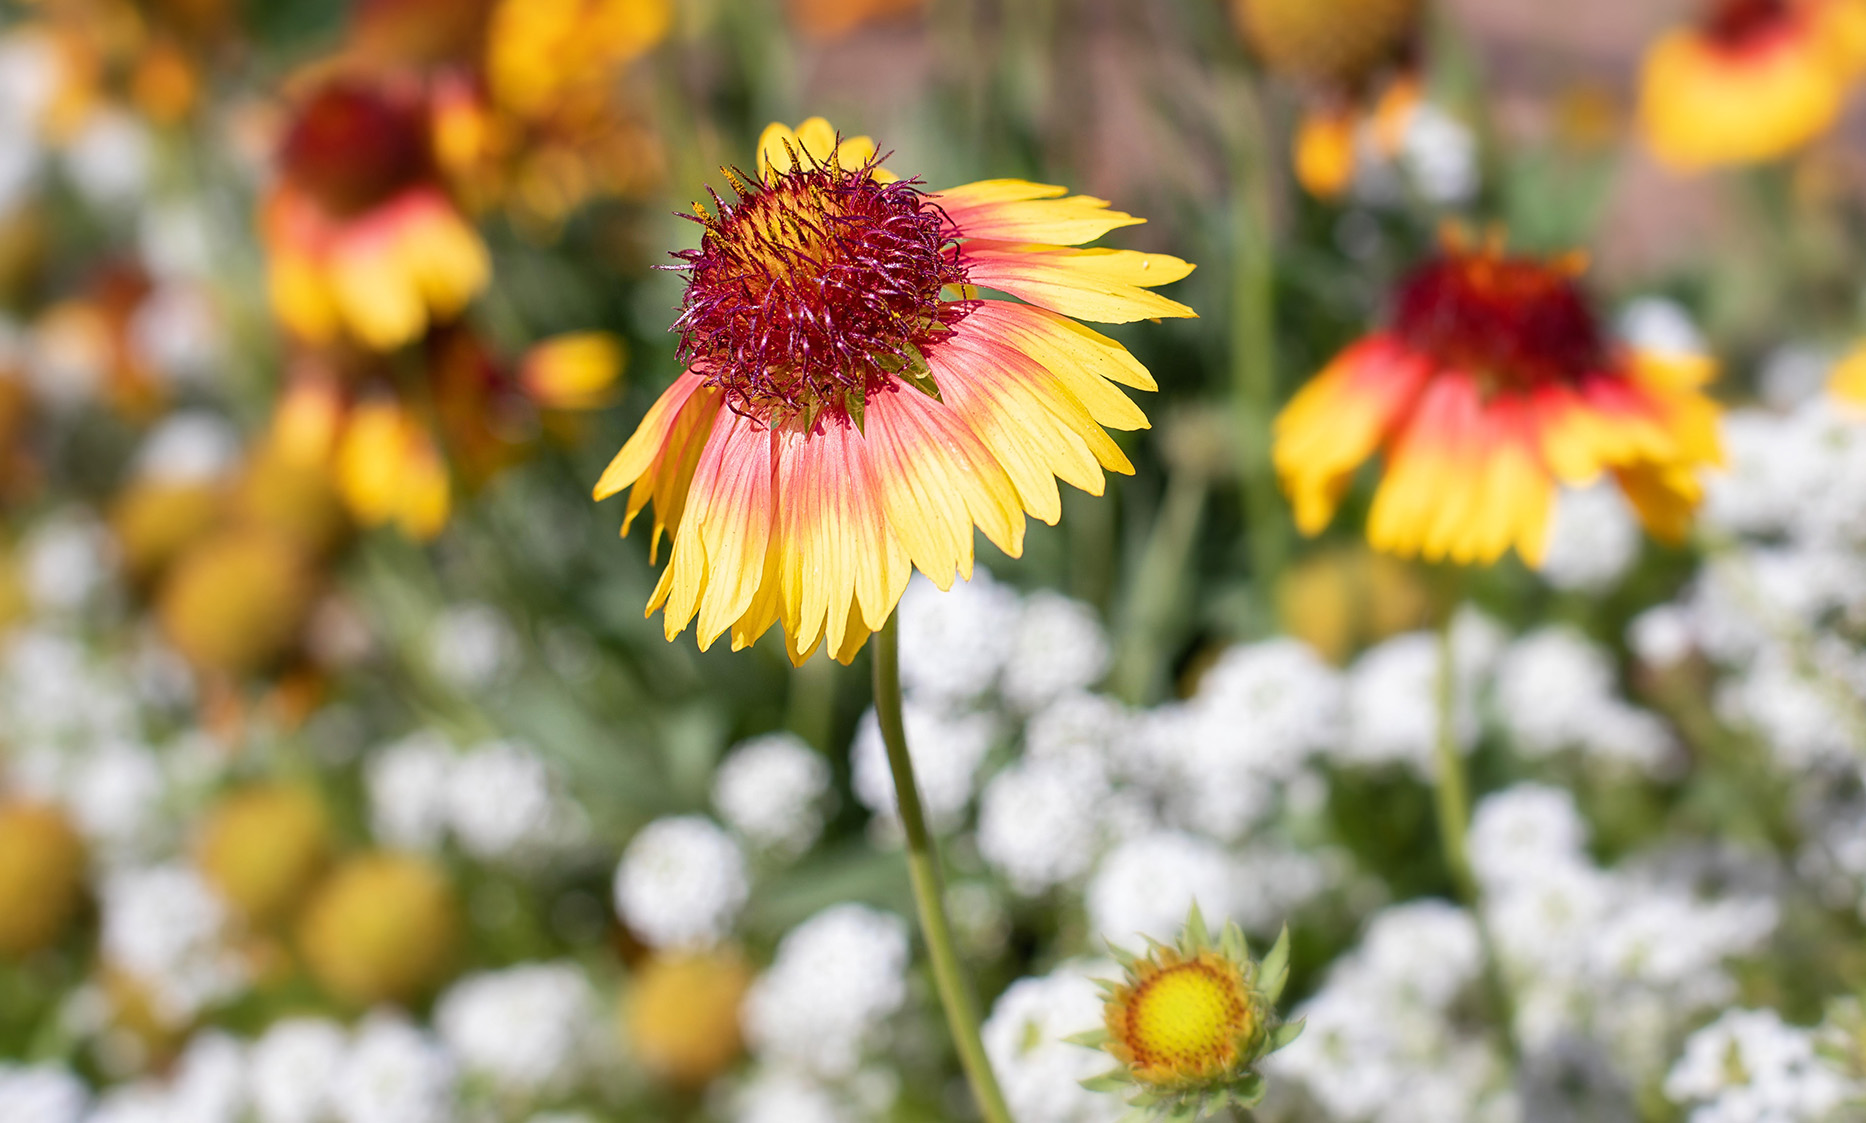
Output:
[{"xmin": 1121, "ymin": 960, "xmax": 1253, "ymax": 1079}]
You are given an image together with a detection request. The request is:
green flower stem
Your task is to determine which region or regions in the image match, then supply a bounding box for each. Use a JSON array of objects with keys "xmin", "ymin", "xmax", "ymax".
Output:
[
  {"xmin": 1432, "ymin": 611, "xmax": 1520, "ymax": 1063},
  {"xmin": 1111, "ymin": 467, "xmax": 1210, "ymax": 705},
  {"xmin": 1228, "ymin": 78, "xmax": 1290, "ymax": 601},
  {"xmin": 873, "ymin": 614, "xmax": 1015, "ymax": 1123}
]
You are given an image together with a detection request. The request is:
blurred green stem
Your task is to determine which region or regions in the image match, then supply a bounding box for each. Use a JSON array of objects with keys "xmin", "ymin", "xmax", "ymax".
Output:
[
  {"xmin": 1432, "ymin": 610, "xmax": 1520, "ymax": 1063},
  {"xmin": 786, "ymin": 656, "xmax": 838, "ymax": 753},
  {"xmin": 1229, "ymin": 80, "xmax": 1289, "ymax": 608},
  {"xmin": 873, "ymin": 615, "xmax": 1014, "ymax": 1123},
  {"xmin": 1112, "ymin": 468, "xmax": 1209, "ymax": 704}
]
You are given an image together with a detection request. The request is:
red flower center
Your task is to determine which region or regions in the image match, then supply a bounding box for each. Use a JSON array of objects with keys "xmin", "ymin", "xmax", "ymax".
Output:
[
  {"xmin": 1702, "ymin": 0, "xmax": 1796, "ymax": 48},
  {"xmin": 280, "ymin": 81, "xmax": 433, "ymax": 218},
  {"xmin": 672, "ymin": 159, "xmax": 965, "ymax": 425},
  {"xmin": 1390, "ymin": 247, "xmax": 1609, "ymax": 392}
]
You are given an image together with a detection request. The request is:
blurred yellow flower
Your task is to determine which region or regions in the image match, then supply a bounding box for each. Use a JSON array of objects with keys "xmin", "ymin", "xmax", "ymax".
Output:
[
  {"xmin": 595, "ymin": 117, "xmax": 1192, "ymax": 664},
  {"xmin": 196, "ymin": 785, "xmax": 332, "ymax": 928},
  {"xmin": 0, "ymin": 802, "xmax": 86, "ymax": 960},
  {"xmin": 263, "ymin": 78, "xmax": 489, "ymax": 350},
  {"xmin": 625, "ymin": 949, "xmax": 754, "ymax": 1085},
  {"xmin": 299, "ymin": 852, "xmax": 460, "ymax": 1006},
  {"xmin": 521, "ymin": 332, "xmax": 627, "ymax": 411},
  {"xmin": 786, "ymin": 0, "xmax": 925, "ymax": 40},
  {"xmin": 158, "ymin": 527, "xmax": 317, "ymax": 676},
  {"xmin": 334, "ymin": 398, "xmax": 452, "ymax": 541},
  {"xmin": 1639, "ymin": 0, "xmax": 1866, "ymax": 171}
]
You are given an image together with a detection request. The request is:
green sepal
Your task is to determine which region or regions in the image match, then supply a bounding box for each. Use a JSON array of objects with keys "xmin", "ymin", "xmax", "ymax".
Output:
[
  {"xmin": 1259, "ymin": 925, "xmax": 1291, "ymax": 1004},
  {"xmin": 1233, "ymin": 1073, "xmax": 1267, "ymax": 1108},
  {"xmin": 1080, "ymin": 1071, "xmax": 1132, "ymax": 1094},
  {"xmin": 1220, "ymin": 919, "xmax": 1247, "ymax": 964},
  {"xmin": 1065, "ymin": 1028, "xmax": 1111, "ymax": 1049},
  {"xmin": 1268, "ymin": 1017, "xmax": 1306, "ymax": 1052},
  {"xmin": 1183, "ymin": 903, "xmax": 1211, "ymax": 951},
  {"xmin": 843, "ymin": 388, "xmax": 866, "ymax": 433}
]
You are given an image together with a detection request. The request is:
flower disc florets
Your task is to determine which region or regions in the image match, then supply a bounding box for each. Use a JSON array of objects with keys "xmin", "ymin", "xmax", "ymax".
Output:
[
  {"xmin": 1392, "ymin": 241, "xmax": 1607, "ymax": 394},
  {"xmin": 1075, "ymin": 907, "xmax": 1300, "ymax": 1120},
  {"xmin": 671, "ymin": 153, "xmax": 967, "ymax": 425}
]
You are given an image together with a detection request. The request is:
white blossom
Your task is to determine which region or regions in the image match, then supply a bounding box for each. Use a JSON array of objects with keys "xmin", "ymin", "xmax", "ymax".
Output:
[{"xmin": 613, "ymin": 815, "xmax": 748, "ymax": 949}]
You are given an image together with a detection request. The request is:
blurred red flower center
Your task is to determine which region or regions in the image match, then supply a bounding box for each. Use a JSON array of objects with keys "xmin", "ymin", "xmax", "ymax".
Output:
[
  {"xmin": 672, "ymin": 161, "xmax": 966, "ymax": 423},
  {"xmin": 1702, "ymin": 0, "xmax": 1796, "ymax": 48},
  {"xmin": 1390, "ymin": 248, "xmax": 1609, "ymax": 392},
  {"xmin": 280, "ymin": 82, "xmax": 433, "ymax": 218}
]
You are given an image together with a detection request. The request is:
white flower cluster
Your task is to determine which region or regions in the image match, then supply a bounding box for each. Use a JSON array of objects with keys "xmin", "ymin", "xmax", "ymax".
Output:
[
  {"xmin": 742, "ymin": 904, "xmax": 911, "ymax": 1082},
  {"xmin": 1472, "ymin": 785, "xmax": 1777, "ymax": 1082},
  {"xmin": 896, "ymin": 569, "xmax": 1111, "ymax": 713},
  {"xmin": 712, "ymin": 731, "xmax": 834, "ymax": 859},
  {"xmin": 1492, "ymin": 627, "xmax": 1675, "ymax": 775},
  {"xmin": 366, "ymin": 732, "xmax": 587, "ymax": 863},
  {"xmin": 99, "ymin": 864, "xmax": 248, "ymax": 1027},
  {"xmin": 435, "ymin": 963, "xmax": 601, "ymax": 1103},
  {"xmin": 1269, "ymin": 901, "xmax": 1516, "ymax": 1123},
  {"xmin": 1664, "ymin": 1008, "xmax": 1857, "ymax": 1123},
  {"xmin": 612, "ymin": 814, "xmax": 748, "ymax": 949},
  {"xmin": 982, "ymin": 959, "xmax": 1124, "ymax": 1123}
]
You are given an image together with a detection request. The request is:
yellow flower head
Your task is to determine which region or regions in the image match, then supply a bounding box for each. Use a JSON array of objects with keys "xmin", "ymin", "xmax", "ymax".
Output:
[
  {"xmin": 625, "ymin": 949, "xmax": 754, "ymax": 1086},
  {"xmin": 595, "ymin": 117, "xmax": 1193, "ymax": 665},
  {"xmin": 1639, "ymin": 0, "xmax": 1866, "ymax": 170},
  {"xmin": 1078, "ymin": 907, "xmax": 1298, "ymax": 1118}
]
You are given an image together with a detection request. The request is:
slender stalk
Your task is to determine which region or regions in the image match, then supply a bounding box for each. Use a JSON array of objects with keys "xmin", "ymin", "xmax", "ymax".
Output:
[
  {"xmin": 1432, "ymin": 612, "xmax": 1519, "ymax": 1062},
  {"xmin": 1111, "ymin": 468, "xmax": 1210, "ymax": 705},
  {"xmin": 872, "ymin": 615, "xmax": 1014, "ymax": 1123},
  {"xmin": 1228, "ymin": 78, "xmax": 1290, "ymax": 603}
]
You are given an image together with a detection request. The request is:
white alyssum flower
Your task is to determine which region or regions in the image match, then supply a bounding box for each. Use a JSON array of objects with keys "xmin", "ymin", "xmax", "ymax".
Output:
[
  {"xmin": 1630, "ymin": 604, "xmax": 1698, "ymax": 668},
  {"xmin": 435, "ymin": 962, "xmax": 598, "ymax": 1100},
  {"xmin": 365, "ymin": 730, "xmax": 456, "ymax": 851},
  {"xmin": 330, "ymin": 1016, "xmax": 456, "ymax": 1123},
  {"xmin": 86, "ymin": 1084, "xmax": 173, "ymax": 1123},
  {"xmin": 1493, "ymin": 627, "xmax": 1672, "ymax": 773},
  {"xmin": 978, "ymin": 753, "xmax": 1109, "ymax": 896},
  {"xmin": 248, "ymin": 1018, "xmax": 348, "ymax": 1123},
  {"xmin": 729, "ymin": 1069, "xmax": 853, "ymax": 1123},
  {"xmin": 1539, "ymin": 484, "xmax": 1641, "ymax": 594},
  {"xmin": 58, "ymin": 739, "xmax": 169, "ymax": 862},
  {"xmin": 850, "ymin": 702, "xmax": 995, "ymax": 833},
  {"xmin": 128, "ymin": 282, "xmax": 221, "ymax": 386},
  {"xmin": 1759, "ymin": 345, "xmax": 1833, "ymax": 411},
  {"xmin": 1086, "ymin": 830, "xmax": 1237, "ymax": 945},
  {"xmin": 445, "ymin": 740, "xmax": 580, "ymax": 863},
  {"xmin": 1665, "ymin": 1008, "xmax": 1855, "ymax": 1122},
  {"xmin": 742, "ymin": 904, "xmax": 911, "ymax": 1079},
  {"xmin": 896, "ymin": 569, "xmax": 1022, "ymax": 705},
  {"xmin": 1270, "ymin": 902, "xmax": 1497, "ymax": 1122},
  {"xmin": 983, "ymin": 960, "xmax": 1124, "ymax": 1123},
  {"xmin": 1193, "ymin": 638, "xmax": 1344, "ymax": 777},
  {"xmin": 21, "ymin": 510, "xmax": 117, "ymax": 616},
  {"xmin": 165, "ymin": 1031, "xmax": 249, "ymax": 1123},
  {"xmin": 0, "ymin": 1063, "xmax": 89, "ymax": 1123},
  {"xmin": 712, "ymin": 732, "xmax": 832, "ymax": 857},
  {"xmin": 1024, "ymin": 692, "xmax": 1128, "ymax": 767},
  {"xmin": 61, "ymin": 108, "xmax": 151, "ymax": 207},
  {"xmin": 1000, "ymin": 591, "xmax": 1111, "ymax": 711},
  {"xmin": 100, "ymin": 864, "xmax": 247, "ymax": 1025},
  {"xmin": 0, "ymin": 629, "xmax": 137, "ymax": 746},
  {"xmin": 613, "ymin": 815, "xmax": 748, "ymax": 949},
  {"xmin": 1619, "ymin": 297, "xmax": 1707, "ymax": 359},
  {"xmin": 133, "ymin": 411, "xmax": 241, "ymax": 485},
  {"xmin": 1468, "ymin": 784, "xmax": 1590, "ymax": 894},
  {"xmin": 1340, "ymin": 633, "xmax": 1470, "ymax": 774},
  {"xmin": 427, "ymin": 602, "xmax": 519, "ymax": 693}
]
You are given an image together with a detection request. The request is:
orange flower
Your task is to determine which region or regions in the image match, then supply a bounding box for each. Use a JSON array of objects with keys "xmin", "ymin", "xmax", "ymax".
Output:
[
  {"xmin": 1640, "ymin": 0, "xmax": 1866, "ymax": 170},
  {"xmin": 595, "ymin": 118, "xmax": 1192, "ymax": 664},
  {"xmin": 1275, "ymin": 233, "xmax": 1722, "ymax": 566},
  {"xmin": 263, "ymin": 78, "xmax": 489, "ymax": 351}
]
